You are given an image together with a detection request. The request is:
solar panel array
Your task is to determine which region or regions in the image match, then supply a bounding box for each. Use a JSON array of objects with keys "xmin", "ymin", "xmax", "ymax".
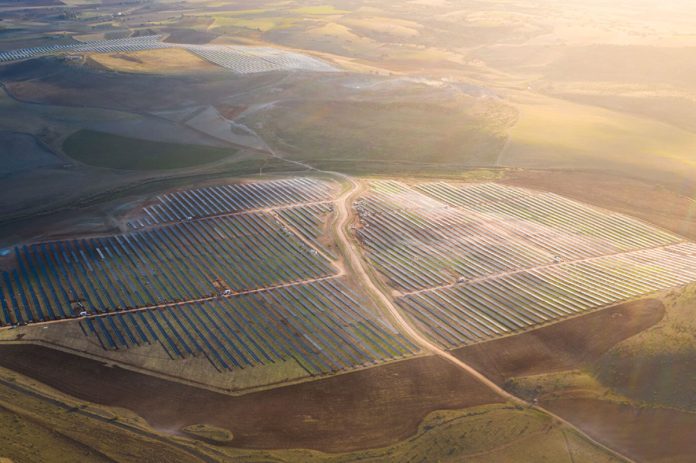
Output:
[
  {"xmin": 0, "ymin": 177, "xmax": 420, "ymax": 377},
  {"xmin": 4, "ymin": 175, "xmax": 692, "ymax": 376},
  {"xmin": 186, "ymin": 45, "xmax": 336, "ymax": 74},
  {"xmin": 278, "ymin": 203, "xmax": 336, "ymax": 258},
  {"xmin": 81, "ymin": 278, "xmax": 417, "ymax": 375},
  {"xmin": 0, "ymin": 35, "xmax": 337, "ymax": 74},
  {"xmin": 0, "ymin": 35, "xmax": 168, "ymax": 63},
  {"xmin": 1, "ymin": 212, "xmax": 333, "ymax": 325},
  {"xmin": 128, "ymin": 178, "xmax": 332, "ymax": 229},
  {"xmin": 400, "ymin": 244, "xmax": 696, "ymax": 347},
  {"xmin": 356, "ymin": 181, "xmax": 695, "ymax": 349},
  {"xmin": 417, "ymin": 182, "xmax": 678, "ymax": 252}
]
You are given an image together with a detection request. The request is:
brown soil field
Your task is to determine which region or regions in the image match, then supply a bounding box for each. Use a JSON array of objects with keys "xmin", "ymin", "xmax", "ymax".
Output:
[
  {"xmin": 87, "ymin": 49, "xmax": 220, "ymax": 75},
  {"xmin": 454, "ymin": 299, "xmax": 665, "ymax": 383},
  {"xmin": 455, "ymin": 296, "xmax": 696, "ymax": 462},
  {"xmin": 545, "ymin": 398, "xmax": 696, "ymax": 463},
  {"xmin": 502, "ymin": 169, "xmax": 696, "ymax": 241},
  {"xmin": 216, "ymin": 103, "xmax": 248, "ymax": 120},
  {"xmin": 0, "ymin": 345, "xmax": 501, "ymax": 452}
]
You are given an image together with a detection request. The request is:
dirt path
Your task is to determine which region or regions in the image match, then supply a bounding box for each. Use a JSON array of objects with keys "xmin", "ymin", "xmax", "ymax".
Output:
[
  {"xmin": 328, "ymin": 172, "xmax": 635, "ymax": 463},
  {"xmin": 389, "ymin": 180, "xmax": 685, "ymax": 298},
  {"xmin": 269, "ymin": 209, "xmax": 344, "ymax": 276},
  {"xmin": 134, "ymin": 199, "xmax": 334, "ymax": 230},
  {"xmin": 0, "ymin": 274, "xmax": 341, "ymax": 333},
  {"xmin": 400, "ymin": 241, "xmax": 682, "ymax": 298}
]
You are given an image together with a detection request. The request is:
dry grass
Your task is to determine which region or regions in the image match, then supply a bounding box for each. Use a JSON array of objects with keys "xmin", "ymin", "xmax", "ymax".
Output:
[
  {"xmin": 182, "ymin": 424, "xmax": 233, "ymax": 443},
  {"xmin": 0, "ymin": 364, "xmax": 623, "ymax": 463},
  {"xmin": 595, "ymin": 284, "xmax": 696, "ymax": 411},
  {"xmin": 500, "ymin": 92, "xmax": 696, "ymax": 183},
  {"xmin": 88, "ymin": 48, "xmax": 220, "ymax": 74}
]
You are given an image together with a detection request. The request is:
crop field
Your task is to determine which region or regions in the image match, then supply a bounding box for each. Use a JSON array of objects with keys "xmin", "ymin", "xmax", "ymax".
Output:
[
  {"xmin": 0, "ymin": 211, "xmax": 333, "ymax": 326},
  {"xmin": 80, "ymin": 278, "xmax": 416, "ymax": 374},
  {"xmin": 129, "ymin": 177, "xmax": 333, "ymax": 228},
  {"xmin": 87, "ymin": 48, "xmax": 220, "ymax": 74},
  {"xmin": 0, "ymin": 35, "xmax": 336, "ymax": 74},
  {"xmin": 355, "ymin": 181, "xmax": 696, "ymax": 349}
]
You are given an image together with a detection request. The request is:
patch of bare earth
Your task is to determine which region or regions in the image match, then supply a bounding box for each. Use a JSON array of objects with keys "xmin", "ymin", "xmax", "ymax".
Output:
[
  {"xmin": 453, "ymin": 297, "xmax": 696, "ymax": 462},
  {"xmin": 0, "ymin": 346, "xmax": 501, "ymax": 452},
  {"xmin": 87, "ymin": 48, "xmax": 220, "ymax": 75},
  {"xmin": 454, "ymin": 299, "xmax": 665, "ymax": 382},
  {"xmin": 545, "ymin": 398, "xmax": 696, "ymax": 463}
]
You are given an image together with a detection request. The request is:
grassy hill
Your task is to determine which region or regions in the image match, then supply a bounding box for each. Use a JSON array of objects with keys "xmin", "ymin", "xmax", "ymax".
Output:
[{"xmin": 63, "ymin": 130, "xmax": 238, "ymax": 170}]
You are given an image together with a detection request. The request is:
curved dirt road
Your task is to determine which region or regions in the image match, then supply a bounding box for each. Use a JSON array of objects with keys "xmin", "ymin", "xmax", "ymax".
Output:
[
  {"xmin": 330, "ymin": 172, "xmax": 635, "ymax": 463},
  {"xmin": 331, "ymin": 174, "xmax": 514, "ymax": 397}
]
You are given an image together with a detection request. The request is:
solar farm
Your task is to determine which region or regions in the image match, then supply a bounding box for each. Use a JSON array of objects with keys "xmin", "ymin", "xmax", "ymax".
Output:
[
  {"xmin": 2, "ymin": 211, "xmax": 339, "ymax": 323},
  {"xmin": 0, "ymin": 35, "xmax": 337, "ymax": 74},
  {"xmin": 128, "ymin": 177, "xmax": 332, "ymax": 228},
  {"xmin": 3, "ymin": 174, "xmax": 696, "ymax": 385},
  {"xmin": 0, "ymin": 177, "xmax": 416, "ymax": 380},
  {"xmin": 355, "ymin": 180, "xmax": 696, "ymax": 349},
  {"xmin": 1, "ymin": 179, "xmax": 337, "ymax": 322},
  {"xmin": 185, "ymin": 45, "xmax": 336, "ymax": 74},
  {"xmin": 80, "ymin": 279, "xmax": 416, "ymax": 375},
  {"xmin": 0, "ymin": 35, "xmax": 168, "ymax": 63}
]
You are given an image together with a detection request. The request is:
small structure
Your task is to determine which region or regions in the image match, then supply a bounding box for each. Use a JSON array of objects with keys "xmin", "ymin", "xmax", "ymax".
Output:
[{"xmin": 212, "ymin": 277, "xmax": 232, "ymax": 297}]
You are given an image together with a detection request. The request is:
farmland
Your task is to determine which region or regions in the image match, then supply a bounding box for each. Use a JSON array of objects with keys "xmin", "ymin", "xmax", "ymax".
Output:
[
  {"xmin": 0, "ymin": 344, "xmax": 619, "ymax": 459},
  {"xmin": 87, "ymin": 48, "xmax": 219, "ymax": 75},
  {"xmin": 453, "ymin": 295, "xmax": 696, "ymax": 463}
]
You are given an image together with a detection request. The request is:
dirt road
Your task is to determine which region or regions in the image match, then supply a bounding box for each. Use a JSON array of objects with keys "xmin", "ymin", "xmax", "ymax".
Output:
[
  {"xmin": 329, "ymin": 172, "xmax": 635, "ymax": 463},
  {"xmin": 0, "ymin": 274, "xmax": 341, "ymax": 333}
]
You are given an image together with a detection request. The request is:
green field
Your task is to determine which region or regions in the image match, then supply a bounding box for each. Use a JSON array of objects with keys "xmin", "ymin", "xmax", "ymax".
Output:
[
  {"xmin": 246, "ymin": 99, "xmax": 514, "ymax": 167},
  {"xmin": 595, "ymin": 284, "xmax": 696, "ymax": 411},
  {"xmin": 62, "ymin": 130, "xmax": 237, "ymax": 170}
]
